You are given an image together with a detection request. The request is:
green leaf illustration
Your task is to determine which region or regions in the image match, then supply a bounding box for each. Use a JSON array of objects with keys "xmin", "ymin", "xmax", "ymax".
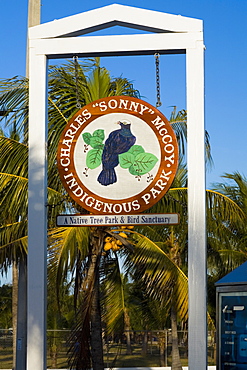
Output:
[
  {"xmin": 89, "ymin": 136, "xmax": 104, "ymax": 149},
  {"xmin": 119, "ymin": 152, "xmax": 135, "ymax": 168},
  {"xmin": 129, "ymin": 152, "xmax": 158, "ymax": 176},
  {"xmin": 82, "ymin": 132, "xmax": 92, "ymax": 145},
  {"xmin": 86, "ymin": 149, "xmax": 103, "ymax": 169},
  {"xmin": 128, "ymin": 163, "xmax": 141, "ymax": 176},
  {"xmin": 128, "ymin": 145, "xmax": 145, "ymax": 158},
  {"xmin": 92, "ymin": 129, "xmax": 105, "ymax": 141}
]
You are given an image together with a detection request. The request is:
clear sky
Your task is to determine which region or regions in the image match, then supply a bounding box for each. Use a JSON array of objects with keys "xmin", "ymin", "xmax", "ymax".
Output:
[{"xmin": 0, "ymin": 0, "xmax": 246, "ymax": 189}]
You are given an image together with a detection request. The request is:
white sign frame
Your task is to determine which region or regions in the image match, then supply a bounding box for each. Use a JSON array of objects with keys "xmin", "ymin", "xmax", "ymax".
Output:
[{"xmin": 28, "ymin": 5, "xmax": 206, "ymax": 370}]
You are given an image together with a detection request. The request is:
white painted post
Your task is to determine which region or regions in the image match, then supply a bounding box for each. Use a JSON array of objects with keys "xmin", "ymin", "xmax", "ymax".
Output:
[
  {"xmin": 186, "ymin": 41, "xmax": 207, "ymax": 369},
  {"xmin": 27, "ymin": 46, "xmax": 48, "ymax": 370}
]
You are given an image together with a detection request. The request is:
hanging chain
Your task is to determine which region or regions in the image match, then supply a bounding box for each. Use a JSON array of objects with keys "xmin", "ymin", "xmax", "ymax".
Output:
[
  {"xmin": 154, "ymin": 53, "xmax": 162, "ymax": 108},
  {"xmin": 73, "ymin": 56, "xmax": 82, "ymax": 109}
]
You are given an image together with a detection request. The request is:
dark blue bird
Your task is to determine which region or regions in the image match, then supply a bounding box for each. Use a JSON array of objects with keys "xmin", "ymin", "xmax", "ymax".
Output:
[{"xmin": 97, "ymin": 120, "xmax": 136, "ymax": 186}]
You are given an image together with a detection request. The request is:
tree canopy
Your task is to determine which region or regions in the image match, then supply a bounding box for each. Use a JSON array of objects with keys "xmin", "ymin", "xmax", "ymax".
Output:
[{"xmin": 1, "ymin": 57, "xmax": 246, "ymax": 370}]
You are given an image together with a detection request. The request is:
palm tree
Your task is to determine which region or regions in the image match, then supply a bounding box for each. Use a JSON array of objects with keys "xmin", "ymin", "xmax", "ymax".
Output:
[
  {"xmin": 103, "ymin": 269, "xmax": 132, "ymax": 355},
  {"xmin": 1, "ymin": 57, "xmax": 246, "ymax": 370},
  {"xmin": 0, "ymin": 57, "xmax": 140, "ymax": 370},
  {"xmin": 63, "ymin": 159, "xmax": 245, "ymax": 370},
  {"xmin": 0, "ymin": 284, "xmax": 12, "ymax": 329},
  {"xmin": 49, "ymin": 104, "xmax": 245, "ymax": 370},
  {"xmin": 209, "ymin": 172, "xmax": 247, "ymax": 275}
]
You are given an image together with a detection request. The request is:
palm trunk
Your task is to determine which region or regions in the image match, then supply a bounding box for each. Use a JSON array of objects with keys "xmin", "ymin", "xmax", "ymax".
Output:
[
  {"xmin": 171, "ymin": 304, "xmax": 182, "ymax": 370},
  {"xmin": 159, "ymin": 335, "xmax": 165, "ymax": 367},
  {"xmin": 90, "ymin": 257, "xmax": 104, "ymax": 370},
  {"xmin": 69, "ymin": 228, "xmax": 105, "ymax": 370},
  {"xmin": 124, "ymin": 309, "xmax": 132, "ymax": 355},
  {"xmin": 90, "ymin": 228, "xmax": 104, "ymax": 370},
  {"xmin": 141, "ymin": 330, "xmax": 148, "ymax": 356}
]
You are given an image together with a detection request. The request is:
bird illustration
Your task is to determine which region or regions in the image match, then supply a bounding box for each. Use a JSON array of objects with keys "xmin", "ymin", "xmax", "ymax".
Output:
[{"xmin": 97, "ymin": 120, "xmax": 136, "ymax": 186}]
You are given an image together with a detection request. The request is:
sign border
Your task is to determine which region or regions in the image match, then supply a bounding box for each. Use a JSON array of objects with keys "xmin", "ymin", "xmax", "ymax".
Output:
[
  {"xmin": 56, "ymin": 213, "xmax": 180, "ymax": 227},
  {"xmin": 57, "ymin": 96, "xmax": 179, "ymax": 215}
]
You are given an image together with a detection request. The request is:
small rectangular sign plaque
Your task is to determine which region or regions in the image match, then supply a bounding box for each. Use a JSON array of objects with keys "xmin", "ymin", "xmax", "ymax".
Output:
[{"xmin": 56, "ymin": 213, "xmax": 179, "ymax": 227}]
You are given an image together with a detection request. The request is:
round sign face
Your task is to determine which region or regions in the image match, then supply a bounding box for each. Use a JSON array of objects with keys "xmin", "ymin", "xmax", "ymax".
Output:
[{"xmin": 57, "ymin": 96, "xmax": 179, "ymax": 215}]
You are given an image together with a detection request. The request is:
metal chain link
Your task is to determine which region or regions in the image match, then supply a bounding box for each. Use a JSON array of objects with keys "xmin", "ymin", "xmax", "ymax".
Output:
[
  {"xmin": 154, "ymin": 53, "xmax": 162, "ymax": 108},
  {"xmin": 73, "ymin": 56, "xmax": 82, "ymax": 109}
]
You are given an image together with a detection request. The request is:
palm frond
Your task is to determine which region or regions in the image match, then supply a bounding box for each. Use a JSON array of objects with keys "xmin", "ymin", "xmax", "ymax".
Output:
[
  {"xmin": 85, "ymin": 67, "xmax": 111, "ymax": 102},
  {"xmin": 169, "ymin": 106, "xmax": 213, "ymax": 167},
  {"xmin": 207, "ymin": 189, "xmax": 245, "ymax": 225},
  {"xmin": 216, "ymin": 249, "xmax": 247, "ymax": 272},
  {"xmin": 0, "ymin": 173, "xmax": 28, "ymax": 219},
  {"xmin": 0, "ymin": 221, "xmax": 27, "ymax": 271},
  {"xmin": 214, "ymin": 172, "xmax": 247, "ymax": 211},
  {"xmin": 0, "ymin": 76, "xmax": 29, "ymax": 140},
  {"xmin": 126, "ymin": 233, "xmax": 188, "ymax": 321},
  {"xmin": 48, "ymin": 226, "xmax": 90, "ymax": 289},
  {"xmin": 0, "ymin": 136, "xmax": 28, "ymax": 176},
  {"xmin": 102, "ymin": 259, "xmax": 125, "ymax": 333}
]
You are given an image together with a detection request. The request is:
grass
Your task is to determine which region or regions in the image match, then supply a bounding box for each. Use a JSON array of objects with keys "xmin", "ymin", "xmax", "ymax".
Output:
[
  {"xmin": 0, "ymin": 338, "xmax": 216, "ymax": 369},
  {"xmin": 0, "ymin": 336, "xmax": 12, "ymax": 369}
]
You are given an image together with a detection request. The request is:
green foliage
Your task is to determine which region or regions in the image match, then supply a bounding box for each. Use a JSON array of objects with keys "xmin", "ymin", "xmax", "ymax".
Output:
[
  {"xmin": 0, "ymin": 284, "xmax": 12, "ymax": 329},
  {"xmin": 118, "ymin": 152, "xmax": 135, "ymax": 169},
  {"xmin": 83, "ymin": 129, "xmax": 105, "ymax": 148},
  {"xmin": 83, "ymin": 129, "xmax": 105, "ymax": 169},
  {"xmin": 208, "ymin": 172, "xmax": 247, "ymax": 275},
  {"xmin": 119, "ymin": 145, "xmax": 158, "ymax": 176},
  {"xmin": 86, "ymin": 149, "xmax": 104, "ymax": 169},
  {"xmin": 83, "ymin": 129, "xmax": 159, "ymax": 177},
  {"xmin": 1, "ymin": 56, "xmax": 247, "ymax": 370},
  {"xmin": 128, "ymin": 152, "xmax": 158, "ymax": 176}
]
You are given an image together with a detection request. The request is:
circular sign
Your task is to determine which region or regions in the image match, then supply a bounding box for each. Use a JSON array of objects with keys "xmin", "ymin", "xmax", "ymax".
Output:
[{"xmin": 57, "ymin": 96, "xmax": 179, "ymax": 215}]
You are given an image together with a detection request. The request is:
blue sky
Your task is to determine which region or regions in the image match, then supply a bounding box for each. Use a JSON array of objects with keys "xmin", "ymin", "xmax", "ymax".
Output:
[{"xmin": 0, "ymin": 0, "xmax": 246, "ymax": 189}]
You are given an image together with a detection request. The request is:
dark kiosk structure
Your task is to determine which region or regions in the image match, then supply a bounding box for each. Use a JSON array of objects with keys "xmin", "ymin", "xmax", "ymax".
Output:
[{"xmin": 216, "ymin": 261, "xmax": 247, "ymax": 369}]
